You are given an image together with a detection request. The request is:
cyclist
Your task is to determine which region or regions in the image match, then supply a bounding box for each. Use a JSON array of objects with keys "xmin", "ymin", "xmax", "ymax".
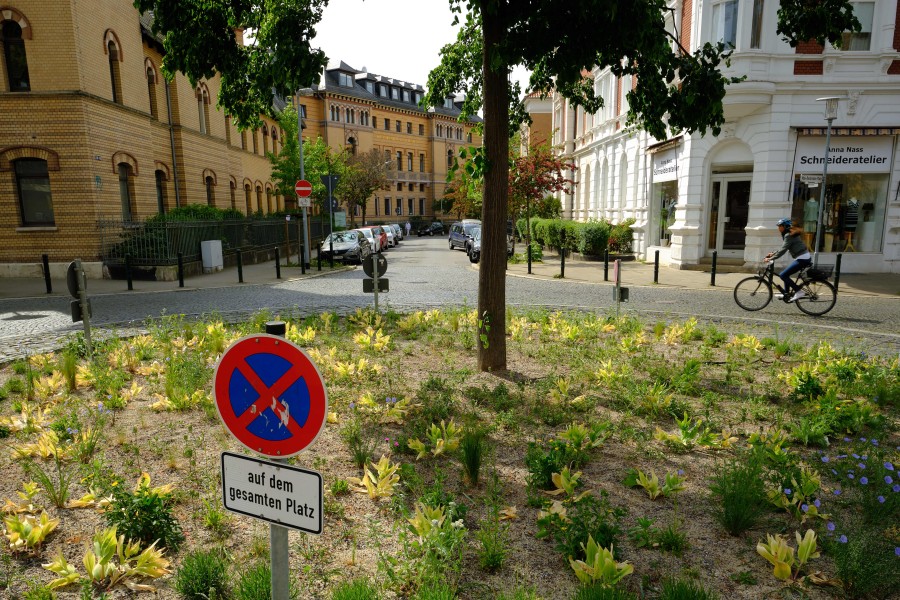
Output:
[{"xmin": 764, "ymin": 217, "xmax": 811, "ymax": 302}]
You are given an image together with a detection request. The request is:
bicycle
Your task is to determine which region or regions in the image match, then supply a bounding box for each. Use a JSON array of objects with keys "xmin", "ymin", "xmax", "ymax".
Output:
[{"xmin": 733, "ymin": 262, "xmax": 837, "ymax": 316}]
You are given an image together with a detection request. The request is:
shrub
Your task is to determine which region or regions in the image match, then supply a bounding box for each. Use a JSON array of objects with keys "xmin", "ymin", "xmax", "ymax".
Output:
[
  {"xmin": 539, "ymin": 492, "xmax": 624, "ymax": 561},
  {"xmin": 173, "ymin": 548, "xmax": 231, "ymax": 600},
  {"xmin": 607, "ymin": 219, "xmax": 635, "ymax": 254},
  {"xmin": 525, "ymin": 439, "xmax": 579, "ymax": 491},
  {"xmin": 578, "ymin": 220, "xmax": 610, "ymax": 255},
  {"xmin": 658, "ymin": 578, "xmax": 720, "ymax": 600},
  {"xmin": 709, "ymin": 451, "xmax": 768, "ymax": 536},
  {"xmin": 104, "ymin": 479, "xmax": 184, "ymax": 552},
  {"xmin": 331, "ymin": 578, "xmax": 381, "ymax": 600}
]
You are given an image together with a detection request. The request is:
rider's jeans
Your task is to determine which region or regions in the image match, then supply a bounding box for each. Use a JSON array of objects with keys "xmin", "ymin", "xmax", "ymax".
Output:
[{"xmin": 779, "ymin": 258, "xmax": 812, "ymax": 294}]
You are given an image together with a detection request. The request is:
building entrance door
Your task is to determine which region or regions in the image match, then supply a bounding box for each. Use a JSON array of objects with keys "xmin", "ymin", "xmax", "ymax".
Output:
[{"xmin": 708, "ymin": 175, "xmax": 751, "ymax": 257}]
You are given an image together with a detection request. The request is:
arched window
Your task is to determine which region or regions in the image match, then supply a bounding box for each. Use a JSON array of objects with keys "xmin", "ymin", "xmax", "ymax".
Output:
[
  {"xmin": 146, "ymin": 66, "xmax": 158, "ymax": 118},
  {"xmin": 240, "ymin": 129, "xmax": 247, "ymax": 151},
  {"xmin": 347, "ymin": 136, "xmax": 357, "ymax": 155},
  {"xmin": 205, "ymin": 176, "xmax": 215, "ymax": 206},
  {"xmin": 118, "ymin": 163, "xmax": 134, "ymax": 221},
  {"xmin": 252, "ymin": 130, "xmax": 259, "ymax": 154},
  {"xmin": 2, "ymin": 20, "xmax": 30, "ymax": 91},
  {"xmin": 197, "ymin": 87, "xmax": 210, "ymax": 134},
  {"xmin": 155, "ymin": 169, "xmax": 167, "ymax": 213},
  {"xmin": 244, "ymin": 184, "xmax": 252, "ymax": 213},
  {"xmin": 266, "ymin": 187, "xmax": 273, "ymax": 213},
  {"xmin": 262, "ymin": 126, "xmax": 269, "ymax": 154},
  {"xmin": 14, "ymin": 158, "xmax": 52, "ymax": 225},
  {"xmin": 447, "ymin": 149, "xmax": 453, "ymax": 169},
  {"xmin": 225, "ymin": 116, "xmax": 232, "ymax": 146},
  {"xmin": 256, "ymin": 185, "xmax": 263, "ymax": 213},
  {"xmin": 229, "ymin": 180, "xmax": 237, "ymax": 210},
  {"xmin": 108, "ymin": 41, "xmax": 122, "ymax": 103}
]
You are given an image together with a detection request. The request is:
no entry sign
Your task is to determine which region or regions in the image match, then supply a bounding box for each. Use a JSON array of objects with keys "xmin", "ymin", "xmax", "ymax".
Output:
[
  {"xmin": 295, "ymin": 179, "xmax": 312, "ymax": 197},
  {"xmin": 213, "ymin": 334, "xmax": 328, "ymax": 458}
]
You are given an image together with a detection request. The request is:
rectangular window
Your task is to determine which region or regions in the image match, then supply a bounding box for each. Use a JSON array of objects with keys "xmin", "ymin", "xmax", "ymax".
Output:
[
  {"xmin": 372, "ymin": 116, "xmax": 377, "ymax": 129},
  {"xmin": 396, "ymin": 151, "xmax": 402, "ymax": 171},
  {"xmin": 408, "ymin": 198, "xmax": 414, "ymax": 215},
  {"xmin": 750, "ymin": 0, "xmax": 764, "ymax": 48},
  {"xmin": 384, "ymin": 119, "xmax": 390, "ymax": 131},
  {"xmin": 364, "ymin": 81, "xmax": 373, "ymax": 93},
  {"xmin": 384, "ymin": 197, "xmax": 391, "ymax": 215},
  {"xmin": 419, "ymin": 153, "xmax": 425, "ymax": 172},
  {"xmin": 391, "ymin": 88, "xmax": 399, "ymax": 100},
  {"xmin": 407, "ymin": 152, "xmax": 413, "ymax": 171},
  {"xmin": 118, "ymin": 165, "xmax": 133, "ymax": 222},
  {"xmin": 15, "ymin": 159, "xmax": 54, "ymax": 225},
  {"xmin": 403, "ymin": 90, "xmax": 411, "ymax": 102},
  {"xmin": 406, "ymin": 122, "xmax": 412, "ymax": 134},
  {"xmin": 419, "ymin": 198, "xmax": 426, "ymax": 215},
  {"xmin": 385, "ymin": 149, "xmax": 391, "ymax": 164},
  {"xmin": 711, "ymin": 0, "xmax": 738, "ymax": 49},
  {"xmin": 397, "ymin": 182, "xmax": 403, "ymax": 191},
  {"xmin": 395, "ymin": 120, "xmax": 401, "ymax": 132},
  {"xmin": 419, "ymin": 124, "xmax": 425, "ymax": 135},
  {"xmin": 841, "ymin": 2, "xmax": 874, "ymax": 50},
  {"xmin": 300, "ymin": 104, "xmax": 307, "ymax": 118},
  {"xmin": 375, "ymin": 197, "xmax": 379, "ymax": 216},
  {"xmin": 338, "ymin": 72, "xmax": 353, "ymax": 87}
]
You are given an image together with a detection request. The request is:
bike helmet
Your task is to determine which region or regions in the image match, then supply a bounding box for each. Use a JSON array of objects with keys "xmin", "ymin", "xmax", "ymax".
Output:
[{"xmin": 776, "ymin": 218, "xmax": 791, "ymax": 228}]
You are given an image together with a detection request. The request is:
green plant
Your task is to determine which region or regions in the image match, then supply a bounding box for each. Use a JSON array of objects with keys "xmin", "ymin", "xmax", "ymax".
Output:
[
  {"xmin": 3, "ymin": 511, "xmax": 59, "ymax": 555},
  {"xmin": 525, "ymin": 438, "xmax": 580, "ymax": 491},
  {"xmin": 825, "ymin": 524, "xmax": 900, "ymax": 599},
  {"xmin": 537, "ymin": 492, "xmax": 624, "ymax": 562},
  {"xmin": 708, "ymin": 452, "xmax": 768, "ymax": 536},
  {"xmin": 104, "ymin": 476, "xmax": 184, "ymax": 552},
  {"xmin": 571, "ymin": 584, "xmax": 637, "ymax": 600},
  {"xmin": 413, "ymin": 582, "xmax": 457, "ymax": 600},
  {"xmin": 331, "ymin": 578, "xmax": 381, "ymax": 600},
  {"xmin": 330, "ymin": 479, "xmax": 350, "ymax": 496},
  {"xmin": 569, "ymin": 536, "xmax": 632, "ymax": 586},
  {"xmin": 173, "ymin": 548, "xmax": 231, "ymax": 599},
  {"xmin": 475, "ymin": 511, "xmax": 509, "ymax": 571},
  {"xmin": 347, "ymin": 455, "xmax": 401, "ymax": 500},
  {"xmin": 234, "ymin": 562, "xmax": 298, "ymax": 600},
  {"xmin": 200, "ymin": 497, "xmax": 231, "ymax": 538},
  {"xmin": 622, "ymin": 468, "xmax": 685, "ymax": 500},
  {"xmin": 756, "ymin": 529, "xmax": 819, "ymax": 581},
  {"xmin": 459, "ymin": 426, "xmax": 487, "ymax": 486},
  {"xmin": 22, "ymin": 583, "xmax": 55, "ymax": 600},
  {"xmin": 655, "ymin": 521, "xmax": 688, "ymax": 555},
  {"xmin": 658, "ymin": 578, "xmax": 720, "ymax": 600},
  {"xmin": 340, "ymin": 417, "xmax": 378, "ymax": 469},
  {"xmin": 23, "ymin": 454, "xmax": 76, "ymax": 509}
]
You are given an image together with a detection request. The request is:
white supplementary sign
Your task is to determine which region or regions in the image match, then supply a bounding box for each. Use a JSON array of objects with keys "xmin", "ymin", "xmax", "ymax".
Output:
[
  {"xmin": 221, "ymin": 451, "xmax": 322, "ymax": 534},
  {"xmin": 652, "ymin": 148, "xmax": 678, "ymax": 182},
  {"xmin": 795, "ymin": 136, "xmax": 893, "ymax": 174},
  {"xmin": 297, "ymin": 197, "xmax": 311, "ymax": 208}
]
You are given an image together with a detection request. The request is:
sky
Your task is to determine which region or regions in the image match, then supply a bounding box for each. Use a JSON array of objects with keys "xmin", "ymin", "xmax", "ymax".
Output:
[{"xmin": 310, "ymin": 0, "xmax": 529, "ymax": 94}]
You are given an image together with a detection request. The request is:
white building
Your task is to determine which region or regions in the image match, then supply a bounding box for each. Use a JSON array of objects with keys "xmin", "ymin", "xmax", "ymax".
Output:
[{"xmin": 532, "ymin": 0, "xmax": 900, "ymax": 273}]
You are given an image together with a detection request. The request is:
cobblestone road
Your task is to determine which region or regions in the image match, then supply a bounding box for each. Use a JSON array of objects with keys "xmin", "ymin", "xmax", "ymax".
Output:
[{"xmin": 2, "ymin": 238, "xmax": 899, "ymax": 362}]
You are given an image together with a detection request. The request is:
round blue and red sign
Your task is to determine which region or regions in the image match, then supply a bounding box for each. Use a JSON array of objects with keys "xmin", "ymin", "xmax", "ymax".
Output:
[{"xmin": 213, "ymin": 334, "xmax": 328, "ymax": 458}]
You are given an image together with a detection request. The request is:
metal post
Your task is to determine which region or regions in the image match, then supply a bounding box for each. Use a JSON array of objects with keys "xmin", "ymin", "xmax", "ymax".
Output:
[
  {"xmin": 125, "ymin": 254, "xmax": 133, "ymax": 291},
  {"xmin": 263, "ymin": 320, "xmax": 290, "ymax": 600},
  {"xmin": 560, "ymin": 230, "xmax": 566, "ymax": 279},
  {"xmin": 300, "ymin": 245, "xmax": 306, "ymax": 275},
  {"xmin": 372, "ymin": 252, "xmax": 380, "ymax": 312},
  {"xmin": 177, "ymin": 252, "xmax": 184, "ymax": 288},
  {"xmin": 833, "ymin": 252, "xmax": 842, "ymax": 294},
  {"xmin": 614, "ymin": 259, "xmax": 622, "ymax": 319},
  {"xmin": 237, "ymin": 251, "xmax": 244, "ymax": 283},
  {"xmin": 603, "ymin": 249, "xmax": 609, "ymax": 282},
  {"xmin": 275, "ymin": 247, "xmax": 282, "ymax": 279},
  {"xmin": 710, "ymin": 250, "xmax": 718, "ymax": 287},
  {"xmin": 812, "ymin": 98, "xmax": 845, "ymax": 268},
  {"xmin": 297, "ymin": 98, "xmax": 310, "ymax": 269},
  {"xmin": 75, "ymin": 259, "xmax": 92, "ymax": 356},
  {"xmin": 41, "ymin": 254, "xmax": 52, "ymax": 293},
  {"xmin": 653, "ymin": 250, "xmax": 660, "ymax": 284},
  {"xmin": 327, "ymin": 176, "xmax": 334, "ymax": 269},
  {"xmin": 317, "ymin": 246, "xmax": 321, "ymax": 271}
]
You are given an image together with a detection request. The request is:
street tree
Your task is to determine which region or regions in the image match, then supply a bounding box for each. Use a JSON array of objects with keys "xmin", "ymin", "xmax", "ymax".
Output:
[
  {"xmin": 267, "ymin": 104, "xmax": 301, "ymax": 209},
  {"xmin": 509, "ymin": 142, "xmax": 575, "ymax": 255},
  {"xmin": 133, "ymin": 0, "xmax": 328, "ymax": 129},
  {"xmin": 444, "ymin": 166, "xmax": 483, "ymax": 220},
  {"xmin": 337, "ymin": 150, "xmax": 390, "ymax": 226},
  {"xmin": 423, "ymin": 0, "xmax": 859, "ymax": 372},
  {"xmin": 302, "ymin": 137, "xmax": 349, "ymax": 227}
]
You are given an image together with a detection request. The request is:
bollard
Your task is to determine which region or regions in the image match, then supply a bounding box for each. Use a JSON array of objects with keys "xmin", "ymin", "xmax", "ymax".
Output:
[
  {"xmin": 710, "ymin": 250, "xmax": 718, "ymax": 287},
  {"xmin": 125, "ymin": 255, "xmax": 133, "ymax": 291},
  {"xmin": 275, "ymin": 247, "xmax": 282, "ymax": 279},
  {"xmin": 560, "ymin": 231, "xmax": 566, "ymax": 279},
  {"xmin": 833, "ymin": 253, "xmax": 842, "ymax": 294},
  {"xmin": 653, "ymin": 250, "xmax": 659, "ymax": 284},
  {"xmin": 177, "ymin": 252, "xmax": 184, "ymax": 288},
  {"xmin": 317, "ymin": 246, "xmax": 322, "ymax": 271},
  {"xmin": 236, "ymin": 251, "xmax": 244, "ymax": 283},
  {"xmin": 300, "ymin": 244, "xmax": 306, "ymax": 275},
  {"xmin": 603, "ymin": 249, "xmax": 609, "ymax": 282},
  {"xmin": 41, "ymin": 254, "xmax": 52, "ymax": 294}
]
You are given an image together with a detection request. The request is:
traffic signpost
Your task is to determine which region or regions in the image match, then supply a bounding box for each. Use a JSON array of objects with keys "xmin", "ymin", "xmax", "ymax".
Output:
[
  {"xmin": 362, "ymin": 253, "xmax": 388, "ymax": 311},
  {"xmin": 66, "ymin": 260, "xmax": 92, "ymax": 354},
  {"xmin": 321, "ymin": 175, "xmax": 340, "ymax": 268},
  {"xmin": 295, "ymin": 180, "xmax": 312, "ymax": 266}
]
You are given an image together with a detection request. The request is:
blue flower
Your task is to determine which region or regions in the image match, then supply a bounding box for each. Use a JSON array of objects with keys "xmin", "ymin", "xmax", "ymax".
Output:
[
  {"xmin": 887, "ymin": 476, "xmax": 895, "ymax": 485},
  {"xmin": 896, "ymin": 547, "xmax": 900, "ymax": 557},
  {"xmin": 852, "ymin": 453, "xmax": 860, "ymax": 459},
  {"xmin": 893, "ymin": 484, "xmax": 900, "ymax": 493},
  {"xmin": 862, "ymin": 455, "xmax": 868, "ymax": 461},
  {"xmin": 860, "ymin": 437, "xmax": 867, "ymax": 442},
  {"xmin": 349, "ymin": 402, "xmax": 356, "ymax": 410},
  {"xmin": 784, "ymin": 488, "xmax": 792, "ymax": 495},
  {"xmin": 839, "ymin": 535, "xmax": 848, "ymax": 544},
  {"xmin": 832, "ymin": 469, "xmax": 838, "ymax": 475},
  {"xmin": 801, "ymin": 504, "xmax": 809, "ymax": 513},
  {"xmin": 843, "ymin": 437, "xmax": 851, "ymax": 442},
  {"xmin": 848, "ymin": 474, "xmax": 855, "ymax": 479},
  {"xmin": 822, "ymin": 456, "xmax": 830, "ymax": 463},
  {"xmin": 814, "ymin": 499, "xmax": 821, "ymax": 508},
  {"xmin": 834, "ymin": 489, "xmax": 842, "ymax": 495},
  {"xmin": 826, "ymin": 522, "xmax": 835, "ymax": 531},
  {"xmin": 858, "ymin": 463, "xmax": 866, "ymax": 469},
  {"xmin": 860, "ymin": 477, "xmax": 869, "ymax": 485},
  {"xmin": 837, "ymin": 454, "xmax": 848, "ymax": 459},
  {"xmin": 677, "ymin": 469, "xmax": 684, "ymax": 476},
  {"xmin": 878, "ymin": 496, "xmax": 886, "ymax": 504},
  {"xmin": 872, "ymin": 440, "xmax": 879, "ymax": 446},
  {"xmin": 885, "ymin": 462, "xmax": 895, "ymax": 471}
]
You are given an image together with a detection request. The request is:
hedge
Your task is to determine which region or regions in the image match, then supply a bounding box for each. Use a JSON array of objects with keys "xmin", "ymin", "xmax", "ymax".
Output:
[{"xmin": 516, "ymin": 217, "xmax": 631, "ymax": 256}]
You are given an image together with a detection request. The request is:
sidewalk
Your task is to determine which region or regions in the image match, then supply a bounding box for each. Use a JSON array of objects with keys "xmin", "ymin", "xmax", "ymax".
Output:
[
  {"xmin": 1, "ymin": 255, "xmax": 897, "ymax": 300},
  {"xmin": 503, "ymin": 255, "xmax": 900, "ymax": 298}
]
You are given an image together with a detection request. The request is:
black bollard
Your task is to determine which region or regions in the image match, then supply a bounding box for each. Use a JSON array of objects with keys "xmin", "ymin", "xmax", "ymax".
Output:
[
  {"xmin": 710, "ymin": 250, "xmax": 718, "ymax": 287},
  {"xmin": 560, "ymin": 231, "xmax": 566, "ymax": 279},
  {"xmin": 177, "ymin": 252, "xmax": 184, "ymax": 288},
  {"xmin": 265, "ymin": 320, "xmax": 286, "ymax": 337},
  {"xmin": 237, "ymin": 251, "xmax": 244, "ymax": 283},
  {"xmin": 41, "ymin": 254, "xmax": 51, "ymax": 293},
  {"xmin": 275, "ymin": 247, "xmax": 282, "ymax": 279},
  {"xmin": 300, "ymin": 245, "xmax": 306, "ymax": 275},
  {"xmin": 653, "ymin": 250, "xmax": 659, "ymax": 284},
  {"xmin": 125, "ymin": 254, "xmax": 133, "ymax": 291},
  {"xmin": 317, "ymin": 246, "xmax": 321, "ymax": 271},
  {"xmin": 833, "ymin": 253, "xmax": 842, "ymax": 294},
  {"xmin": 603, "ymin": 249, "xmax": 609, "ymax": 282}
]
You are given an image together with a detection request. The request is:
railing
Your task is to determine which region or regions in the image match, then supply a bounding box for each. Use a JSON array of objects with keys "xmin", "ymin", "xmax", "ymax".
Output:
[{"xmin": 97, "ymin": 218, "xmax": 327, "ymax": 266}]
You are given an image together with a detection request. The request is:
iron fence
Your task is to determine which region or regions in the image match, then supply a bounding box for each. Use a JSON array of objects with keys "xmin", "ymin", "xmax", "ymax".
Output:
[{"xmin": 97, "ymin": 218, "xmax": 328, "ymax": 266}]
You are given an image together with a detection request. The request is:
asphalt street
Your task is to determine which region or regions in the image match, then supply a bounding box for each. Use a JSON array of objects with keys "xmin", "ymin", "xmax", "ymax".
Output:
[{"xmin": 1, "ymin": 236, "xmax": 899, "ymax": 363}]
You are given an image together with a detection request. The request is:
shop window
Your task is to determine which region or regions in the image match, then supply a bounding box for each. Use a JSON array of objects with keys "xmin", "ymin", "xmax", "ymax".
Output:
[
  {"xmin": 711, "ymin": 0, "xmax": 738, "ymax": 49},
  {"xmin": 1, "ymin": 20, "xmax": 30, "ymax": 91},
  {"xmin": 205, "ymin": 176, "xmax": 215, "ymax": 206},
  {"xmin": 155, "ymin": 170, "xmax": 167, "ymax": 214},
  {"xmin": 841, "ymin": 2, "xmax": 874, "ymax": 50},
  {"xmin": 14, "ymin": 158, "xmax": 53, "ymax": 225},
  {"xmin": 108, "ymin": 41, "xmax": 122, "ymax": 103},
  {"xmin": 118, "ymin": 163, "xmax": 134, "ymax": 221},
  {"xmin": 146, "ymin": 66, "xmax": 158, "ymax": 118}
]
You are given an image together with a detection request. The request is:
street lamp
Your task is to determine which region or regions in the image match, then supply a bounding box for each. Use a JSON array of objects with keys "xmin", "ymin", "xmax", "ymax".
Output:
[{"xmin": 812, "ymin": 96, "xmax": 846, "ymax": 268}]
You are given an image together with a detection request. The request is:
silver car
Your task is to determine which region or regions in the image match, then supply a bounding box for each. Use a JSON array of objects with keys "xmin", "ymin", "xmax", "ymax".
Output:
[{"xmin": 319, "ymin": 230, "xmax": 372, "ymax": 264}]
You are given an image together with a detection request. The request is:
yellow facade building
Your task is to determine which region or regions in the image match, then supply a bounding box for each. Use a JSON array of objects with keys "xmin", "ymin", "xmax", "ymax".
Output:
[{"xmin": 0, "ymin": 1, "xmax": 480, "ymax": 273}]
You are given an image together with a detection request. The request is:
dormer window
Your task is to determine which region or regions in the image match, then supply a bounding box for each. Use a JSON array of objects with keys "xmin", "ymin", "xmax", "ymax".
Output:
[
  {"xmin": 378, "ymin": 84, "xmax": 386, "ymax": 96},
  {"xmin": 338, "ymin": 72, "xmax": 353, "ymax": 87},
  {"xmin": 391, "ymin": 87, "xmax": 399, "ymax": 100},
  {"xmin": 403, "ymin": 90, "xmax": 410, "ymax": 103},
  {"xmin": 443, "ymin": 98, "xmax": 454, "ymax": 109},
  {"xmin": 364, "ymin": 81, "xmax": 373, "ymax": 93}
]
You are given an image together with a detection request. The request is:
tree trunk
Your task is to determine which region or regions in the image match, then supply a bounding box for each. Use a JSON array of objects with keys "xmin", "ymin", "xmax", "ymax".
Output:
[{"xmin": 477, "ymin": 5, "xmax": 509, "ymax": 372}]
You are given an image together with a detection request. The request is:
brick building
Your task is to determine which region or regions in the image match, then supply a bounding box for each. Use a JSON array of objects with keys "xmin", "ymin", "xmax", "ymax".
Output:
[{"xmin": 0, "ymin": 1, "xmax": 481, "ymax": 275}]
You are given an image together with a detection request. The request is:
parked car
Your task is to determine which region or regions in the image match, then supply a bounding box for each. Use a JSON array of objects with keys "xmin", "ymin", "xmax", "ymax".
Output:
[
  {"xmin": 367, "ymin": 226, "xmax": 388, "ymax": 252},
  {"xmin": 390, "ymin": 224, "xmax": 403, "ymax": 242},
  {"xmin": 468, "ymin": 226, "xmax": 515, "ymax": 264},
  {"xmin": 464, "ymin": 225, "xmax": 480, "ymax": 256},
  {"xmin": 449, "ymin": 219, "xmax": 481, "ymax": 251},
  {"xmin": 417, "ymin": 222, "xmax": 444, "ymax": 236},
  {"xmin": 319, "ymin": 230, "xmax": 372, "ymax": 265},
  {"xmin": 354, "ymin": 227, "xmax": 379, "ymax": 253},
  {"xmin": 382, "ymin": 225, "xmax": 396, "ymax": 248}
]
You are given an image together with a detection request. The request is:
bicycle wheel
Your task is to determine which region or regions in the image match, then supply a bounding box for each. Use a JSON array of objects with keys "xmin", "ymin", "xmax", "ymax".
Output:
[
  {"xmin": 794, "ymin": 280, "xmax": 837, "ymax": 316},
  {"xmin": 733, "ymin": 276, "xmax": 773, "ymax": 311}
]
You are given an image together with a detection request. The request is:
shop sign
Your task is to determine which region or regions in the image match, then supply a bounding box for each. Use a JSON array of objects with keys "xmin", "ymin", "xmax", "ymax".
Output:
[
  {"xmin": 652, "ymin": 148, "xmax": 678, "ymax": 182},
  {"xmin": 795, "ymin": 136, "xmax": 893, "ymax": 174}
]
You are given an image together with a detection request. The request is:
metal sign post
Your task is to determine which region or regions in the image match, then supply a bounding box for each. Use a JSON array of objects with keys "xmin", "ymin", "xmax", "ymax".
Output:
[
  {"xmin": 320, "ymin": 175, "xmax": 339, "ymax": 268},
  {"xmin": 67, "ymin": 260, "xmax": 92, "ymax": 355}
]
